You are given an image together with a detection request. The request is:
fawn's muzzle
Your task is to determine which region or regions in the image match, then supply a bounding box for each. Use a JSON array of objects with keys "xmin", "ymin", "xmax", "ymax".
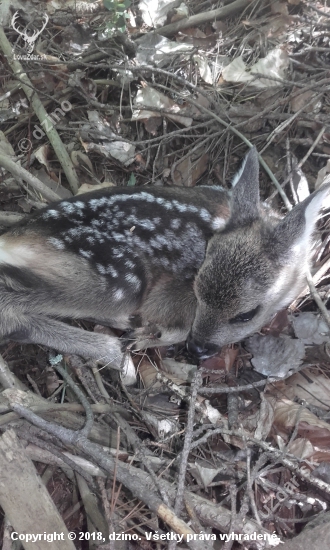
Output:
[{"xmin": 186, "ymin": 332, "xmax": 220, "ymax": 359}]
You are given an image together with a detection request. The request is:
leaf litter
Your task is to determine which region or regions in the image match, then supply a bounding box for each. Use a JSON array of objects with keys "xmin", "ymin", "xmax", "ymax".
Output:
[{"xmin": 0, "ymin": 0, "xmax": 330, "ymax": 548}]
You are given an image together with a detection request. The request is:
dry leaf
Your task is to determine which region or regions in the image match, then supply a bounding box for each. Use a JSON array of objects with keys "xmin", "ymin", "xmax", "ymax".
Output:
[
  {"xmin": 292, "ymin": 312, "xmax": 330, "ymax": 345},
  {"xmin": 71, "ymin": 150, "xmax": 94, "ymax": 173},
  {"xmin": 222, "ymin": 48, "xmax": 289, "ymax": 89},
  {"xmin": 76, "ymin": 181, "xmax": 116, "ymax": 196},
  {"xmin": 133, "ymin": 85, "xmax": 193, "ymax": 127},
  {"xmin": 140, "ymin": 0, "xmax": 187, "ymax": 27},
  {"xmin": 193, "ymin": 55, "xmax": 213, "ymax": 84},
  {"xmin": 274, "ymin": 399, "xmax": 330, "ymax": 449},
  {"xmin": 287, "ymin": 368, "xmax": 330, "ymax": 409},
  {"xmin": 172, "ymin": 152, "xmax": 209, "ymax": 186},
  {"xmin": 291, "ymin": 89, "xmax": 322, "ymax": 113},
  {"xmin": 245, "ymin": 334, "xmax": 305, "ymax": 377}
]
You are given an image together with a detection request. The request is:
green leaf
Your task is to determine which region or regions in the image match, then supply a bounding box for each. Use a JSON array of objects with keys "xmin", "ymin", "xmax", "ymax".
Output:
[
  {"xmin": 116, "ymin": 15, "xmax": 126, "ymax": 27},
  {"xmin": 127, "ymin": 173, "xmax": 136, "ymax": 186},
  {"xmin": 103, "ymin": 0, "xmax": 115, "ymax": 9}
]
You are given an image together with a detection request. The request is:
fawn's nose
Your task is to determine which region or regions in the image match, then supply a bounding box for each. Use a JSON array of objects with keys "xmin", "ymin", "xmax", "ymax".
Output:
[{"xmin": 186, "ymin": 332, "xmax": 220, "ymax": 359}]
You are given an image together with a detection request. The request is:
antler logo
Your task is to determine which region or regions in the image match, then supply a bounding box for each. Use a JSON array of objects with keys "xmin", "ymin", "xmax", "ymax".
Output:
[{"xmin": 11, "ymin": 12, "xmax": 49, "ymax": 54}]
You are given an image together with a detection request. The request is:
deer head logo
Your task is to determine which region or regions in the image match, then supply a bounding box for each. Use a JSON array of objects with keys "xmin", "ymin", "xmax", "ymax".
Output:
[{"xmin": 11, "ymin": 12, "xmax": 49, "ymax": 54}]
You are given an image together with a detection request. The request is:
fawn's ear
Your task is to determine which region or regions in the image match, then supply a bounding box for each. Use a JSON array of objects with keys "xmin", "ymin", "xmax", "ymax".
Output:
[
  {"xmin": 273, "ymin": 184, "xmax": 330, "ymax": 257},
  {"xmin": 229, "ymin": 147, "xmax": 260, "ymax": 227}
]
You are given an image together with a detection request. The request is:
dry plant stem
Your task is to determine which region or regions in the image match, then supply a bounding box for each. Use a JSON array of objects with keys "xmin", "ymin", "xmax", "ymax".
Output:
[
  {"xmin": 77, "ymin": 474, "xmax": 109, "ymax": 537},
  {"xmin": 246, "ymin": 449, "xmax": 262, "ymax": 526},
  {"xmin": 155, "ymin": 372, "xmax": 224, "ymax": 423},
  {"xmin": 97, "ymin": 476, "xmax": 112, "ymax": 532},
  {"xmin": 0, "ymin": 353, "xmax": 27, "ymax": 390},
  {"xmin": 261, "ymin": 92, "xmax": 323, "ymax": 155},
  {"xmin": 134, "ymin": 446, "xmax": 171, "ymax": 507},
  {"xmin": 26, "ymin": 443, "xmax": 108, "ymax": 477},
  {"xmin": 223, "ymin": 484, "xmax": 238, "ymax": 550},
  {"xmin": 10, "ymin": 403, "xmax": 213, "ymax": 550},
  {"xmin": 0, "ymin": 430, "xmax": 76, "ymax": 550},
  {"xmin": 153, "ymin": 0, "xmax": 253, "ymax": 37},
  {"xmin": 296, "ymin": 126, "xmax": 326, "ymax": 169},
  {"xmin": 68, "ymin": 355, "xmax": 104, "ymax": 403},
  {"xmin": 227, "ymin": 375, "xmax": 239, "ymax": 429},
  {"xmin": 174, "ymin": 372, "xmax": 202, "ymax": 517},
  {"xmin": 53, "ymin": 363, "xmax": 94, "ymax": 438},
  {"xmin": 91, "ymin": 363, "xmax": 112, "ymax": 400},
  {"xmin": 0, "ymin": 152, "xmax": 61, "ymax": 202},
  {"xmin": 306, "ymin": 269, "xmax": 330, "ymax": 330},
  {"xmin": 20, "ymin": 430, "xmax": 94, "ymax": 484},
  {"xmin": 286, "ymin": 138, "xmax": 298, "ymax": 205},
  {"xmin": 198, "ymin": 377, "xmax": 268, "ymax": 394},
  {"xmin": 285, "ymin": 403, "xmax": 306, "ymax": 454},
  {"xmin": 269, "ymin": 125, "xmax": 327, "ymax": 203},
  {"xmin": 0, "ymin": 27, "xmax": 79, "ymax": 194}
]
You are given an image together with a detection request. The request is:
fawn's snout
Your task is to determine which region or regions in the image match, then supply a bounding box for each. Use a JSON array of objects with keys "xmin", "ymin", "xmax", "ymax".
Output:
[{"xmin": 186, "ymin": 331, "xmax": 220, "ymax": 359}]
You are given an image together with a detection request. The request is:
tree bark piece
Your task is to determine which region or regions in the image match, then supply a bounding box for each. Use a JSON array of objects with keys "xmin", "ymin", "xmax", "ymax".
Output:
[{"xmin": 0, "ymin": 430, "xmax": 76, "ymax": 550}]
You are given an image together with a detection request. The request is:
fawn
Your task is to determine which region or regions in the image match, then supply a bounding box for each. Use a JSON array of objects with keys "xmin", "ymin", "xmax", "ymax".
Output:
[{"xmin": 0, "ymin": 148, "xmax": 328, "ymax": 370}]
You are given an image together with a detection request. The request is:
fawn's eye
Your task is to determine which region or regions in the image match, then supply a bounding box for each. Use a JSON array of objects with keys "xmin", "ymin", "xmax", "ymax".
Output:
[{"xmin": 229, "ymin": 306, "xmax": 260, "ymax": 324}]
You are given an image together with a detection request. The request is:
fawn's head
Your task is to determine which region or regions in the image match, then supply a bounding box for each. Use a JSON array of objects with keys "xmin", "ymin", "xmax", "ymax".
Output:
[{"xmin": 188, "ymin": 148, "xmax": 330, "ymax": 358}]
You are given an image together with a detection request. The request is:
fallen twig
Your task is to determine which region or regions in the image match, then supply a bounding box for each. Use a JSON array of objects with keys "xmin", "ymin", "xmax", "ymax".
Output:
[
  {"xmin": 153, "ymin": 0, "xmax": 253, "ymax": 37},
  {"xmin": 0, "ymin": 27, "xmax": 79, "ymax": 194},
  {"xmin": 0, "ymin": 153, "xmax": 61, "ymax": 202}
]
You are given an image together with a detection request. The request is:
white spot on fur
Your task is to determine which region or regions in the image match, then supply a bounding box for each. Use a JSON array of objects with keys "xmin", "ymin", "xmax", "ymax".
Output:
[
  {"xmin": 138, "ymin": 219, "xmax": 155, "ymax": 231},
  {"xmin": 132, "ymin": 235, "xmax": 149, "ymax": 252},
  {"xmin": 199, "ymin": 208, "xmax": 212, "ymax": 222},
  {"xmin": 79, "ymin": 249, "xmax": 92, "ymax": 259},
  {"xmin": 48, "ymin": 237, "xmax": 65, "ymax": 250},
  {"xmin": 114, "ymin": 288, "xmax": 124, "ymax": 300},
  {"xmin": 111, "ymin": 233, "xmax": 126, "ymax": 243},
  {"xmin": 125, "ymin": 259, "xmax": 135, "ymax": 269},
  {"xmin": 108, "ymin": 266, "xmax": 118, "ymax": 277},
  {"xmin": 43, "ymin": 209, "xmax": 60, "ymax": 219},
  {"xmin": 112, "ymin": 248, "xmax": 124, "ymax": 259},
  {"xmin": 211, "ymin": 216, "xmax": 226, "ymax": 230},
  {"xmin": 60, "ymin": 202, "xmax": 75, "ymax": 214},
  {"xmin": 172, "ymin": 200, "xmax": 187, "ymax": 213},
  {"xmin": 97, "ymin": 264, "xmax": 118, "ymax": 277},
  {"xmin": 170, "ymin": 218, "xmax": 181, "ymax": 230},
  {"xmin": 125, "ymin": 273, "xmax": 141, "ymax": 288}
]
